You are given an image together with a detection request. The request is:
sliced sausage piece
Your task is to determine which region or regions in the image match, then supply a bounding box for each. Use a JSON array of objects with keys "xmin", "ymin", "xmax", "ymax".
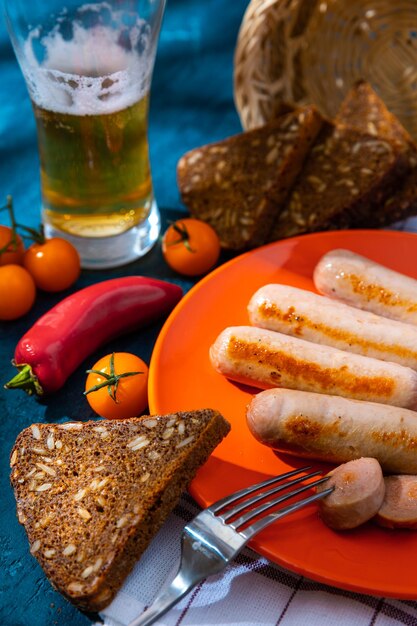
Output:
[
  {"xmin": 317, "ymin": 458, "xmax": 385, "ymax": 530},
  {"xmin": 247, "ymin": 283, "xmax": 417, "ymax": 370},
  {"xmin": 210, "ymin": 325, "xmax": 417, "ymax": 409},
  {"xmin": 246, "ymin": 388, "xmax": 417, "ymax": 474},
  {"xmin": 313, "ymin": 249, "xmax": 417, "ymax": 325},
  {"xmin": 375, "ymin": 476, "xmax": 417, "ymax": 529}
]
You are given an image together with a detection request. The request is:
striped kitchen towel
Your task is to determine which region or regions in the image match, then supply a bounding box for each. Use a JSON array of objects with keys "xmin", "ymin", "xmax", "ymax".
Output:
[{"xmin": 94, "ymin": 492, "xmax": 417, "ymax": 626}]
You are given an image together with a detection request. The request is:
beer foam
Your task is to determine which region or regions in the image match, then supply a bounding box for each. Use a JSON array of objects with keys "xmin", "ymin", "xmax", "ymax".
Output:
[{"xmin": 23, "ymin": 5, "xmax": 153, "ymax": 115}]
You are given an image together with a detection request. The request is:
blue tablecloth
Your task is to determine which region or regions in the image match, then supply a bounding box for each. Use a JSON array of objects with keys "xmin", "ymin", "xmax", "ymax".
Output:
[{"xmin": 0, "ymin": 2, "xmax": 247, "ymax": 624}]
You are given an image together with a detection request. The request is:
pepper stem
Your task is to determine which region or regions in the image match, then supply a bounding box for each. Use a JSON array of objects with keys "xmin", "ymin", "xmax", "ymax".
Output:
[
  {"xmin": 4, "ymin": 363, "xmax": 44, "ymax": 396},
  {"xmin": 84, "ymin": 353, "xmax": 142, "ymax": 404}
]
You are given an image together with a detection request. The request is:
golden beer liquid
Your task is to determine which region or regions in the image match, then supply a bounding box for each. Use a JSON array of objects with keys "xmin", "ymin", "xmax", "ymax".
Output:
[{"xmin": 34, "ymin": 94, "xmax": 152, "ymax": 238}]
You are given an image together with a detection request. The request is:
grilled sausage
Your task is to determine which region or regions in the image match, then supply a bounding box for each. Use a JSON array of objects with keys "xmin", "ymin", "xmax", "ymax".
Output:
[
  {"xmin": 248, "ymin": 284, "xmax": 417, "ymax": 370},
  {"xmin": 246, "ymin": 388, "xmax": 417, "ymax": 474},
  {"xmin": 314, "ymin": 249, "xmax": 417, "ymax": 325},
  {"xmin": 210, "ymin": 326, "xmax": 417, "ymax": 408},
  {"xmin": 316, "ymin": 458, "xmax": 385, "ymax": 530},
  {"xmin": 375, "ymin": 475, "xmax": 417, "ymax": 529}
]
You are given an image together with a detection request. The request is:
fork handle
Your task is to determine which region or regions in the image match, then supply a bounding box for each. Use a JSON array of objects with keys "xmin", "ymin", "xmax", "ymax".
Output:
[{"xmin": 127, "ymin": 569, "xmax": 200, "ymax": 626}]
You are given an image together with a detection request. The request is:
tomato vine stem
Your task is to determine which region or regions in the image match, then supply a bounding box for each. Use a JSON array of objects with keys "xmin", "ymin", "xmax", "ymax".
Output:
[
  {"xmin": 0, "ymin": 196, "xmax": 20, "ymax": 256},
  {"xmin": 84, "ymin": 352, "xmax": 142, "ymax": 403},
  {"xmin": 167, "ymin": 221, "xmax": 196, "ymax": 253},
  {"xmin": 0, "ymin": 195, "xmax": 45, "ymax": 258}
]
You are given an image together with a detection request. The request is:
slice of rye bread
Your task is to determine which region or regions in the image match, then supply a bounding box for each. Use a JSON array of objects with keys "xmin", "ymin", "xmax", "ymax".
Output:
[
  {"xmin": 177, "ymin": 105, "xmax": 323, "ymax": 250},
  {"xmin": 268, "ymin": 120, "xmax": 410, "ymax": 241},
  {"xmin": 10, "ymin": 410, "xmax": 230, "ymax": 612},
  {"xmin": 335, "ymin": 80, "xmax": 417, "ymax": 225}
]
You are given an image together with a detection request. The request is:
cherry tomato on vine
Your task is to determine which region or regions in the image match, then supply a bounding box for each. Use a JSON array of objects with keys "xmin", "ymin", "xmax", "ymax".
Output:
[
  {"xmin": 0, "ymin": 264, "xmax": 36, "ymax": 320},
  {"xmin": 0, "ymin": 226, "xmax": 25, "ymax": 266},
  {"xmin": 85, "ymin": 352, "xmax": 149, "ymax": 420},
  {"xmin": 162, "ymin": 218, "xmax": 221, "ymax": 276},
  {"xmin": 23, "ymin": 237, "xmax": 81, "ymax": 292}
]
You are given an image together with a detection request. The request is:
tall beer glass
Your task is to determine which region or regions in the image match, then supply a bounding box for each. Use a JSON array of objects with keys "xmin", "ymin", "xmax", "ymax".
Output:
[{"xmin": 3, "ymin": 0, "xmax": 165, "ymax": 268}]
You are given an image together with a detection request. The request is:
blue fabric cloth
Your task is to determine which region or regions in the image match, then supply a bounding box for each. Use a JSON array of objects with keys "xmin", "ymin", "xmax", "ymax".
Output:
[{"xmin": 0, "ymin": 2, "xmax": 247, "ymax": 624}]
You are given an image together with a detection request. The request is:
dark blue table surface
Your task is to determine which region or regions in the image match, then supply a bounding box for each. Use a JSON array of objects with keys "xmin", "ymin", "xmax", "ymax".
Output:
[{"xmin": 0, "ymin": 2, "xmax": 248, "ymax": 624}]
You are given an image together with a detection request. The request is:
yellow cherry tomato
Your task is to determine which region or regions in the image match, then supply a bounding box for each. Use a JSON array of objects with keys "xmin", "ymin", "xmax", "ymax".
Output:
[
  {"xmin": 162, "ymin": 218, "xmax": 221, "ymax": 276},
  {"xmin": 0, "ymin": 264, "xmax": 36, "ymax": 320},
  {"xmin": 23, "ymin": 237, "xmax": 80, "ymax": 292},
  {"xmin": 85, "ymin": 352, "xmax": 149, "ymax": 419},
  {"xmin": 0, "ymin": 226, "xmax": 25, "ymax": 266}
]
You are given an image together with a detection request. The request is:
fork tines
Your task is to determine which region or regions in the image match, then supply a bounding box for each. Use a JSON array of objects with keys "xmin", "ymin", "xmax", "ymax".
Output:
[{"xmin": 210, "ymin": 466, "xmax": 331, "ymax": 537}]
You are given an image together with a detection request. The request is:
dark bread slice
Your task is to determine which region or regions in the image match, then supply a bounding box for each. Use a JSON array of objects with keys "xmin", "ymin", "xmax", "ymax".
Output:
[
  {"xmin": 177, "ymin": 106, "xmax": 323, "ymax": 250},
  {"xmin": 336, "ymin": 80, "xmax": 417, "ymax": 225},
  {"xmin": 336, "ymin": 80, "xmax": 416, "ymax": 155},
  {"xmin": 10, "ymin": 410, "xmax": 230, "ymax": 612},
  {"xmin": 268, "ymin": 120, "xmax": 409, "ymax": 240}
]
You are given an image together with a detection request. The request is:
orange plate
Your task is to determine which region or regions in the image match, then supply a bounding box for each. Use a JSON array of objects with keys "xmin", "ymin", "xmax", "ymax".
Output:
[{"xmin": 148, "ymin": 229, "xmax": 417, "ymax": 599}]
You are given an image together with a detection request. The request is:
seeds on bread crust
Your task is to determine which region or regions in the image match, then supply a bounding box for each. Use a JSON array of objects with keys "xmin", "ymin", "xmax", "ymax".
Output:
[
  {"xmin": 10, "ymin": 449, "xmax": 18, "ymax": 467},
  {"xmin": 31, "ymin": 425, "xmax": 41, "ymax": 440}
]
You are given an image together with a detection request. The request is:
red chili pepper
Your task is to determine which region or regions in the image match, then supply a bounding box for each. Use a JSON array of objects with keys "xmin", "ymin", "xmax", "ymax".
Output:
[{"xmin": 5, "ymin": 276, "xmax": 182, "ymax": 396}]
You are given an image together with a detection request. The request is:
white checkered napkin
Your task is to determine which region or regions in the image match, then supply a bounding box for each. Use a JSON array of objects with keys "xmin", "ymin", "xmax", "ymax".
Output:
[{"xmin": 95, "ymin": 493, "xmax": 417, "ymax": 626}]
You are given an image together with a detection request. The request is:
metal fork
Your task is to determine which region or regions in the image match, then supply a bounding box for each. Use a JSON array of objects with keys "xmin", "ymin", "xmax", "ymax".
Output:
[{"xmin": 128, "ymin": 466, "xmax": 333, "ymax": 626}]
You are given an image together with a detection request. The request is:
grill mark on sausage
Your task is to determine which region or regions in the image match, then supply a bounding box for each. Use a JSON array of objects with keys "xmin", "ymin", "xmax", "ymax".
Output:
[
  {"xmin": 228, "ymin": 337, "xmax": 396, "ymax": 398},
  {"xmin": 259, "ymin": 304, "xmax": 305, "ymax": 336},
  {"xmin": 258, "ymin": 302, "xmax": 417, "ymax": 361},
  {"xmin": 286, "ymin": 415, "xmax": 324, "ymax": 438},
  {"xmin": 371, "ymin": 428, "xmax": 417, "ymax": 451},
  {"xmin": 285, "ymin": 415, "xmax": 349, "ymax": 439},
  {"xmin": 283, "ymin": 417, "xmax": 417, "ymax": 463},
  {"xmin": 347, "ymin": 273, "xmax": 417, "ymax": 313},
  {"xmin": 282, "ymin": 415, "xmax": 350, "ymax": 457}
]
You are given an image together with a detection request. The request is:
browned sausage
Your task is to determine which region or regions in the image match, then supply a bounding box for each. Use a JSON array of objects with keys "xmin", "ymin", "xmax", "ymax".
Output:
[
  {"xmin": 248, "ymin": 283, "xmax": 417, "ymax": 370},
  {"xmin": 314, "ymin": 249, "xmax": 417, "ymax": 325},
  {"xmin": 317, "ymin": 458, "xmax": 385, "ymax": 530},
  {"xmin": 246, "ymin": 388, "xmax": 417, "ymax": 474},
  {"xmin": 210, "ymin": 326, "xmax": 417, "ymax": 408}
]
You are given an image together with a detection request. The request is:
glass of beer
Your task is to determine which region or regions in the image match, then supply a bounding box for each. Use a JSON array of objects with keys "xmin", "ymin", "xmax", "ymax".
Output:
[{"xmin": 3, "ymin": 0, "xmax": 165, "ymax": 268}]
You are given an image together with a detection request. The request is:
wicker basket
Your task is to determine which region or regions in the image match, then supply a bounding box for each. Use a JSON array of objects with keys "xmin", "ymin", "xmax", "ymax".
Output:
[{"xmin": 234, "ymin": 0, "xmax": 417, "ymax": 139}]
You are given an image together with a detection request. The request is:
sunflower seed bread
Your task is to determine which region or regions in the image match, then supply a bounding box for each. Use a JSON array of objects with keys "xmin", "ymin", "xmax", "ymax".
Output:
[
  {"xmin": 268, "ymin": 120, "xmax": 409, "ymax": 240},
  {"xmin": 177, "ymin": 105, "xmax": 323, "ymax": 250},
  {"xmin": 10, "ymin": 410, "xmax": 230, "ymax": 612},
  {"xmin": 336, "ymin": 79, "xmax": 417, "ymax": 226},
  {"xmin": 336, "ymin": 80, "xmax": 416, "ymax": 157}
]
